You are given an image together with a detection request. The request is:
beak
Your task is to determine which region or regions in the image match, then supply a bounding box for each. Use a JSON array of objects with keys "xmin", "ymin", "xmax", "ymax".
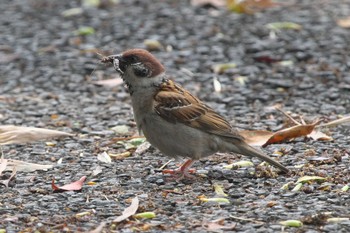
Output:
[{"xmin": 105, "ymin": 54, "xmax": 124, "ymax": 74}]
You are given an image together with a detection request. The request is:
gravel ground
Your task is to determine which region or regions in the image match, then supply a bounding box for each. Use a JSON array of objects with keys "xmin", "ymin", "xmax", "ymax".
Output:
[{"xmin": 1, "ymin": 0, "xmax": 350, "ymax": 232}]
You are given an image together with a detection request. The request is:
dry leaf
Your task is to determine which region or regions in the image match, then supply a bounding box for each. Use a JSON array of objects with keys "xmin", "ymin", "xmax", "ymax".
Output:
[
  {"xmin": 133, "ymin": 212, "xmax": 156, "ymax": 219},
  {"xmin": 327, "ymin": 217, "xmax": 350, "ymax": 223},
  {"xmin": 92, "ymin": 165, "xmax": 103, "ymax": 176},
  {"xmin": 337, "ymin": 16, "xmax": 350, "ymax": 28},
  {"xmin": 227, "ymin": 0, "xmax": 278, "ymax": 14},
  {"xmin": 0, "ymin": 125, "xmax": 73, "ymax": 145},
  {"xmin": 92, "ymin": 78, "xmax": 123, "ymax": 87},
  {"xmin": 213, "ymin": 77, "xmax": 222, "ymax": 92},
  {"xmin": 198, "ymin": 195, "xmax": 230, "ymax": 203},
  {"xmin": 134, "ymin": 141, "xmax": 151, "ymax": 155},
  {"xmin": 113, "ymin": 196, "xmax": 139, "ymax": 222},
  {"xmin": 0, "ymin": 155, "xmax": 7, "ymax": 176},
  {"xmin": 109, "ymin": 151, "xmax": 131, "ymax": 160},
  {"xmin": 223, "ymin": 160, "xmax": 254, "ymax": 169},
  {"xmin": 111, "ymin": 125, "xmax": 129, "ymax": 135},
  {"xmin": 280, "ymin": 220, "xmax": 303, "ymax": 227},
  {"xmin": 297, "ymin": 176, "xmax": 326, "ymax": 184},
  {"xmin": 4, "ymin": 159, "xmax": 53, "ymax": 172},
  {"xmin": 97, "ymin": 151, "xmax": 112, "ymax": 163},
  {"xmin": 52, "ymin": 176, "xmax": 86, "ymax": 191},
  {"xmin": 212, "ymin": 63, "xmax": 236, "ymax": 74},
  {"xmin": 76, "ymin": 211, "xmax": 91, "ymax": 218},
  {"xmin": 240, "ymin": 130, "xmax": 274, "ymax": 146},
  {"xmin": 61, "ymin": 7, "xmax": 84, "ymax": 17},
  {"xmin": 266, "ymin": 22, "xmax": 302, "ymax": 30},
  {"xmin": 213, "ymin": 183, "xmax": 228, "ymax": 196},
  {"xmin": 308, "ymin": 130, "xmax": 333, "ymax": 141},
  {"xmin": 240, "ymin": 114, "xmax": 332, "ymax": 146},
  {"xmin": 262, "ymin": 122, "xmax": 319, "ymax": 147}
]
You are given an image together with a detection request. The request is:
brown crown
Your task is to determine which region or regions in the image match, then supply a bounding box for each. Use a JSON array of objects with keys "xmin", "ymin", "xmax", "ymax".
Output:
[{"xmin": 122, "ymin": 49, "xmax": 165, "ymax": 77}]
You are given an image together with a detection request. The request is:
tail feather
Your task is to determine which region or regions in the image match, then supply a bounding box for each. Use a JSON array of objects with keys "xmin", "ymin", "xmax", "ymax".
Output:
[{"xmin": 237, "ymin": 142, "xmax": 290, "ymax": 173}]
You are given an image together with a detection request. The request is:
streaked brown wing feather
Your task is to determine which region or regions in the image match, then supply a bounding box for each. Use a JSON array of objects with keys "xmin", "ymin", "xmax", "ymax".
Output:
[{"xmin": 154, "ymin": 80, "xmax": 243, "ymax": 140}]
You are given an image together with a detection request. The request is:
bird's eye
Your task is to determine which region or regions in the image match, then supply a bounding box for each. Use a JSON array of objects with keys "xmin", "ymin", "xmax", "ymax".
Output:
[{"xmin": 127, "ymin": 55, "xmax": 138, "ymax": 63}]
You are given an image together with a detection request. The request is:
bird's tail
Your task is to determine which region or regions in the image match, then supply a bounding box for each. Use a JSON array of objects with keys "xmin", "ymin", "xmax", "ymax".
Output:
[{"xmin": 236, "ymin": 142, "xmax": 290, "ymax": 173}]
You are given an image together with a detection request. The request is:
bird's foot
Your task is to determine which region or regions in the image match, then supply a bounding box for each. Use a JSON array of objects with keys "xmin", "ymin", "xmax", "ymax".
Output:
[{"xmin": 162, "ymin": 159, "xmax": 196, "ymax": 181}]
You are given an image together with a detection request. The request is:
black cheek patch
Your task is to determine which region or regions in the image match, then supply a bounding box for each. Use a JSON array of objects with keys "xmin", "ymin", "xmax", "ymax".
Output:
[{"xmin": 134, "ymin": 66, "xmax": 150, "ymax": 78}]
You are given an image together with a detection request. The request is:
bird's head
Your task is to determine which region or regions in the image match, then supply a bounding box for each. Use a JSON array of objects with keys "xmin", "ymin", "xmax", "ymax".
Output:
[{"xmin": 103, "ymin": 49, "xmax": 165, "ymax": 92}]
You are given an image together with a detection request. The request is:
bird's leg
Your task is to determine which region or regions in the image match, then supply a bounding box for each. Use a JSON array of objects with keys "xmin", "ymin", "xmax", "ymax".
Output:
[{"xmin": 162, "ymin": 159, "xmax": 196, "ymax": 180}]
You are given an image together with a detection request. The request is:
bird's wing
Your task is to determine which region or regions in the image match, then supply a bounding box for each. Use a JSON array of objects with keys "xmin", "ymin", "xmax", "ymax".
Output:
[{"xmin": 154, "ymin": 80, "xmax": 243, "ymax": 140}]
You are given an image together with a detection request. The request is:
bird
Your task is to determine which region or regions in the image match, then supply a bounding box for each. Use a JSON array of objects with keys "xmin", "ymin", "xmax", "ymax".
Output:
[{"xmin": 101, "ymin": 49, "xmax": 290, "ymax": 180}]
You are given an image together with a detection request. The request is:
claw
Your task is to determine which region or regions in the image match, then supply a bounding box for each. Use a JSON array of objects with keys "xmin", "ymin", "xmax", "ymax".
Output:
[{"xmin": 162, "ymin": 159, "xmax": 196, "ymax": 181}]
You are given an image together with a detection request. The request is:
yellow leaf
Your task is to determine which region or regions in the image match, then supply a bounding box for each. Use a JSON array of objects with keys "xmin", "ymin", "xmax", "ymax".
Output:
[
  {"xmin": 213, "ymin": 183, "xmax": 228, "ymax": 196},
  {"xmin": 134, "ymin": 212, "xmax": 156, "ymax": 219},
  {"xmin": 291, "ymin": 183, "xmax": 302, "ymax": 192},
  {"xmin": 224, "ymin": 160, "xmax": 254, "ymax": 169},
  {"xmin": 297, "ymin": 176, "xmax": 326, "ymax": 184},
  {"xmin": 212, "ymin": 63, "xmax": 236, "ymax": 74},
  {"xmin": 279, "ymin": 220, "xmax": 303, "ymax": 227},
  {"xmin": 200, "ymin": 197, "xmax": 230, "ymax": 203},
  {"xmin": 76, "ymin": 211, "xmax": 91, "ymax": 217},
  {"xmin": 266, "ymin": 22, "xmax": 302, "ymax": 30}
]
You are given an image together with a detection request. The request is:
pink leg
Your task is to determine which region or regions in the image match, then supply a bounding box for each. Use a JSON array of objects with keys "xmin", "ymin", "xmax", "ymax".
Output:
[{"xmin": 162, "ymin": 159, "xmax": 196, "ymax": 181}]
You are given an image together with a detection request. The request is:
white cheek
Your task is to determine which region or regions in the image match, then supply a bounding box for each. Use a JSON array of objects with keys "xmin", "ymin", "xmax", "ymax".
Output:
[{"xmin": 124, "ymin": 66, "xmax": 164, "ymax": 88}]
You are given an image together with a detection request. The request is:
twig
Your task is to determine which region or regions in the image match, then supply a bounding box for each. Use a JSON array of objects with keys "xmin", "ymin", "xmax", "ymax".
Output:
[
  {"xmin": 158, "ymin": 159, "xmax": 174, "ymax": 170},
  {"xmin": 110, "ymin": 136, "xmax": 145, "ymax": 142},
  {"xmin": 316, "ymin": 116, "xmax": 350, "ymax": 129},
  {"xmin": 275, "ymin": 107, "xmax": 301, "ymax": 125}
]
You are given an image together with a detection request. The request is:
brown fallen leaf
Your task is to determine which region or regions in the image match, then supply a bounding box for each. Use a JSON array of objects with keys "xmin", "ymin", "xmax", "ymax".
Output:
[
  {"xmin": 240, "ymin": 106, "xmax": 338, "ymax": 146},
  {"xmin": 240, "ymin": 130, "xmax": 274, "ymax": 146},
  {"xmin": 52, "ymin": 176, "xmax": 86, "ymax": 192},
  {"xmin": 4, "ymin": 159, "xmax": 53, "ymax": 172},
  {"xmin": 113, "ymin": 196, "xmax": 139, "ymax": 222},
  {"xmin": 227, "ymin": 0, "xmax": 279, "ymax": 14},
  {"xmin": 308, "ymin": 130, "xmax": 333, "ymax": 141},
  {"xmin": 0, "ymin": 125, "xmax": 73, "ymax": 145},
  {"xmin": 262, "ymin": 120, "xmax": 321, "ymax": 147}
]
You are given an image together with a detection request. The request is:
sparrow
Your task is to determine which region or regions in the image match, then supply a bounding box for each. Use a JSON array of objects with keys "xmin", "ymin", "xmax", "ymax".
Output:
[{"xmin": 102, "ymin": 49, "xmax": 290, "ymax": 179}]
